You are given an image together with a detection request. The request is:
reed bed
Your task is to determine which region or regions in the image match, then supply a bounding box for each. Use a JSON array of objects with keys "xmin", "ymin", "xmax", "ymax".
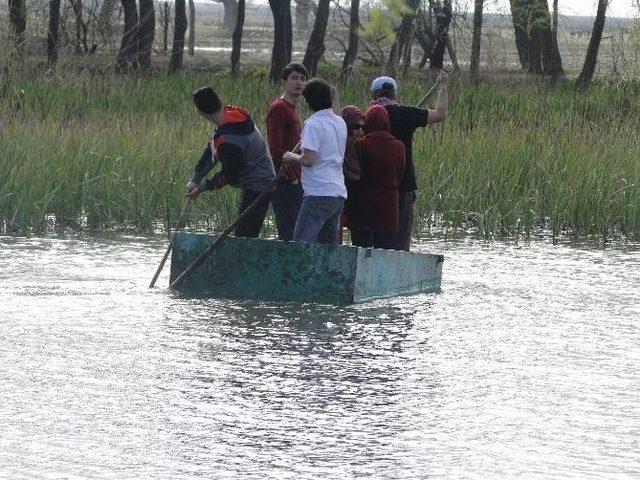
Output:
[{"xmin": 1, "ymin": 70, "xmax": 639, "ymax": 241}]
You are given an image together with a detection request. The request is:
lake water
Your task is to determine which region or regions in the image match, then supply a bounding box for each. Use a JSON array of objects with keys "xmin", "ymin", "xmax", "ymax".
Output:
[{"xmin": 1, "ymin": 235, "xmax": 639, "ymax": 479}]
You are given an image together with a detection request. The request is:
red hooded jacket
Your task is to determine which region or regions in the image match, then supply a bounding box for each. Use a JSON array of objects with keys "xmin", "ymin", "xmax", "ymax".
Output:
[{"xmin": 348, "ymin": 105, "xmax": 406, "ymax": 233}]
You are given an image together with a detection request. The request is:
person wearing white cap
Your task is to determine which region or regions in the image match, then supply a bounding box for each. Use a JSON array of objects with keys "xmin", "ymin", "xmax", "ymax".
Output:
[{"xmin": 369, "ymin": 71, "xmax": 448, "ymax": 251}]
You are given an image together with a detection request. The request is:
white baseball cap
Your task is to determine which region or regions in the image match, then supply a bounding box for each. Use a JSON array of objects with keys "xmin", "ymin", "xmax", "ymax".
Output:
[{"xmin": 371, "ymin": 76, "xmax": 398, "ymax": 93}]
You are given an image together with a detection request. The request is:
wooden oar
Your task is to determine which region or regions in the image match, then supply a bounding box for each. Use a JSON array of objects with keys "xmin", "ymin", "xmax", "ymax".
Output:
[{"xmin": 149, "ymin": 197, "xmax": 192, "ymax": 288}]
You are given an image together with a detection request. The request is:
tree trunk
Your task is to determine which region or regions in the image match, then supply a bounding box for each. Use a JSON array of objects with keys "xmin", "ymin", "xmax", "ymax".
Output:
[
  {"xmin": 552, "ymin": 0, "xmax": 558, "ymax": 41},
  {"xmin": 268, "ymin": 0, "xmax": 293, "ymax": 83},
  {"xmin": 138, "ymin": 0, "xmax": 155, "ymax": 71},
  {"xmin": 163, "ymin": 1, "xmax": 169, "ymax": 53},
  {"xmin": 188, "ymin": 0, "xmax": 195, "ymax": 56},
  {"xmin": 401, "ymin": 28, "xmax": 414, "ymax": 77},
  {"xmin": 414, "ymin": 9, "xmax": 435, "ymax": 69},
  {"xmin": 340, "ymin": 0, "xmax": 360, "ymax": 81},
  {"xmin": 470, "ymin": 0, "xmax": 484, "ymax": 85},
  {"xmin": 510, "ymin": 0, "xmax": 533, "ymax": 70},
  {"xmin": 575, "ymin": 0, "xmax": 607, "ymax": 90},
  {"xmin": 534, "ymin": 0, "xmax": 563, "ymax": 77},
  {"xmin": 231, "ymin": 0, "xmax": 246, "ymax": 76},
  {"xmin": 222, "ymin": 0, "xmax": 239, "ymax": 32},
  {"xmin": 47, "ymin": 0, "xmax": 61, "ymax": 68},
  {"xmin": 170, "ymin": 0, "xmax": 188, "ymax": 72},
  {"xmin": 295, "ymin": 0, "xmax": 312, "ymax": 31},
  {"xmin": 9, "ymin": 0, "xmax": 27, "ymax": 56},
  {"xmin": 116, "ymin": 0, "xmax": 139, "ymax": 73},
  {"xmin": 510, "ymin": 0, "xmax": 562, "ymax": 76},
  {"xmin": 71, "ymin": 0, "xmax": 88, "ymax": 54},
  {"xmin": 430, "ymin": 0, "xmax": 452, "ymax": 70},
  {"xmin": 302, "ymin": 0, "xmax": 330, "ymax": 76},
  {"xmin": 386, "ymin": 0, "xmax": 419, "ymax": 75}
]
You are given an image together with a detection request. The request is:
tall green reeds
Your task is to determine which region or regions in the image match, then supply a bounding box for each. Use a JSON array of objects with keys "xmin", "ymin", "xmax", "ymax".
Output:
[{"xmin": 1, "ymin": 70, "xmax": 639, "ymax": 240}]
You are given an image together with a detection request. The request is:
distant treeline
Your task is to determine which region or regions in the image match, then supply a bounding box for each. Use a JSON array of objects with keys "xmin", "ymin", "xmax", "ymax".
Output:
[{"xmin": 1, "ymin": 0, "xmax": 630, "ymax": 89}]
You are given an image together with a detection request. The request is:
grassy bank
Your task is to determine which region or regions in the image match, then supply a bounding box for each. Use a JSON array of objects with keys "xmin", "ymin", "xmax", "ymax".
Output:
[{"xmin": 1, "ymin": 69, "xmax": 639, "ymax": 241}]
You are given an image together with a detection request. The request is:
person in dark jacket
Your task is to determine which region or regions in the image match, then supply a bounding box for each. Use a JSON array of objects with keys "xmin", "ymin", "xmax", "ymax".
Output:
[
  {"xmin": 185, "ymin": 86, "xmax": 276, "ymax": 238},
  {"xmin": 369, "ymin": 72, "xmax": 448, "ymax": 250},
  {"xmin": 348, "ymin": 105, "xmax": 405, "ymax": 250}
]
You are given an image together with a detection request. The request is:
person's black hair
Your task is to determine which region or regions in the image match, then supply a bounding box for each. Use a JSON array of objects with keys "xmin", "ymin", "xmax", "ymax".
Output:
[
  {"xmin": 281, "ymin": 63, "xmax": 309, "ymax": 81},
  {"xmin": 193, "ymin": 86, "xmax": 222, "ymax": 114},
  {"xmin": 302, "ymin": 78, "xmax": 333, "ymax": 112}
]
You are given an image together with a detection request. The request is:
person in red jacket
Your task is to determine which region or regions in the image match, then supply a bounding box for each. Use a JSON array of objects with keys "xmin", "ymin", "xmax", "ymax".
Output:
[
  {"xmin": 265, "ymin": 63, "xmax": 309, "ymax": 241},
  {"xmin": 348, "ymin": 105, "xmax": 405, "ymax": 250}
]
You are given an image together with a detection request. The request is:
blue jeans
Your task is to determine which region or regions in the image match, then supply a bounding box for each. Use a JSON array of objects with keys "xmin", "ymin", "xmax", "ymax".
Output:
[{"xmin": 293, "ymin": 196, "xmax": 345, "ymax": 244}]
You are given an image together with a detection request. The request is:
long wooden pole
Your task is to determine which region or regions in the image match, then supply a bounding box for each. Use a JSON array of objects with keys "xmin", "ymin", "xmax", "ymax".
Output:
[
  {"xmin": 415, "ymin": 72, "xmax": 446, "ymax": 108},
  {"xmin": 149, "ymin": 197, "xmax": 191, "ymax": 288}
]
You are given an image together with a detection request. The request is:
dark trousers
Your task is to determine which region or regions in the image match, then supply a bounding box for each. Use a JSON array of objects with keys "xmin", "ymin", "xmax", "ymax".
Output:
[
  {"xmin": 271, "ymin": 182, "xmax": 303, "ymax": 241},
  {"xmin": 390, "ymin": 191, "xmax": 415, "ymax": 251},
  {"xmin": 350, "ymin": 230, "xmax": 396, "ymax": 250},
  {"xmin": 235, "ymin": 188, "xmax": 272, "ymax": 238}
]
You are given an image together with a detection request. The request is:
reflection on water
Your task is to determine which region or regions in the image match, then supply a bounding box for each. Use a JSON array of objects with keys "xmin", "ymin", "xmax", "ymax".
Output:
[{"xmin": 1, "ymin": 235, "xmax": 639, "ymax": 479}]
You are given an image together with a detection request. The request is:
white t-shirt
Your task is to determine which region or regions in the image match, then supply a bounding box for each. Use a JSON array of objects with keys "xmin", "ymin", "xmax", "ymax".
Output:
[{"xmin": 299, "ymin": 109, "xmax": 348, "ymax": 198}]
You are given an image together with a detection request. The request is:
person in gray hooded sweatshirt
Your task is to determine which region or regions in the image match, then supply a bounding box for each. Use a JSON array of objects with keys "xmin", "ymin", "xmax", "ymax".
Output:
[{"xmin": 185, "ymin": 86, "xmax": 276, "ymax": 238}]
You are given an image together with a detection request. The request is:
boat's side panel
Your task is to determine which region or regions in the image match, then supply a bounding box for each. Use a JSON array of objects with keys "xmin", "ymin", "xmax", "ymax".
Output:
[
  {"xmin": 170, "ymin": 233, "xmax": 358, "ymax": 304},
  {"xmin": 352, "ymin": 248, "xmax": 443, "ymax": 303}
]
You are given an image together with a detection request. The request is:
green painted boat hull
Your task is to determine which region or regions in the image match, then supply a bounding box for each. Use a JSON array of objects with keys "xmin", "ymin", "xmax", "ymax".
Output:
[{"xmin": 170, "ymin": 232, "xmax": 443, "ymax": 304}]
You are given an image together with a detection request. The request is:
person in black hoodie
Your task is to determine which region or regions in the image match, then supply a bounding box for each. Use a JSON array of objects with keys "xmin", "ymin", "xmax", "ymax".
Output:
[
  {"xmin": 369, "ymin": 72, "xmax": 448, "ymax": 251},
  {"xmin": 185, "ymin": 87, "xmax": 276, "ymax": 238}
]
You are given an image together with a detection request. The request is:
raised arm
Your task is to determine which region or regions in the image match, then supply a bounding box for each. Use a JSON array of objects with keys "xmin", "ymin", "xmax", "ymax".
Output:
[{"xmin": 427, "ymin": 71, "xmax": 448, "ymax": 124}]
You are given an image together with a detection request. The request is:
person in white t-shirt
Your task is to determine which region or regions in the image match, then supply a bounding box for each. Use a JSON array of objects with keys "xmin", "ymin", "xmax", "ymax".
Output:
[{"xmin": 282, "ymin": 79, "xmax": 347, "ymax": 244}]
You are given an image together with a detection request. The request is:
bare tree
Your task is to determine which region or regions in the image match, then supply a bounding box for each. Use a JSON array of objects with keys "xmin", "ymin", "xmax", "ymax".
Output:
[
  {"xmin": 430, "ymin": 0, "xmax": 452, "ymax": 70},
  {"xmin": 138, "ymin": 0, "xmax": 155, "ymax": 71},
  {"xmin": 387, "ymin": 0, "xmax": 420, "ymax": 74},
  {"xmin": 8, "ymin": 0, "xmax": 26, "ymax": 56},
  {"xmin": 188, "ymin": 0, "xmax": 195, "ymax": 56},
  {"xmin": 303, "ymin": 0, "xmax": 331, "ymax": 76},
  {"xmin": 535, "ymin": 0, "xmax": 563, "ymax": 78},
  {"xmin": 170, "ymin": 0, "xmax": 188, "ymax": 72},
  {"xmin": 509, "ymin": 0, "xmax": 563, "ymax": 77},
  {"xmin": 576, "ymin": 0, "xmax": 608, "ymax": 90},
  {"xmin": 470, "ymin": 0, "xmax": 484, "ymax": 85},
  {"xmin": 552, "ymin": 0, "xmax": 558, "ymax": 40},
  {"xmin": 510, "ymin": 0, "xmax": 533, "ymax": 70},
  {"xmin": 69, "ymin": 0, "xmax": 90, "ymax": 54},
  {"xmin": 231, "ymin": 0, "xmax": 246, "ymax": 76},
  {"xmin": 48, "ymin": 0, "xmax": 62, "ymax": 68},
  {"xmin": 268, "ymin": 0, "xmax": 293, "ymax": 83},
  {"xmin": 161, "ymin": 1, "xmax": 170, "ymax": 53},
  {"xmin": 340, "ymin": 0, "xmax": 360, "ymax": 81},
  {"xmin": 116, "ymin": 0, "xmax": 139, "ymax": 73}
]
